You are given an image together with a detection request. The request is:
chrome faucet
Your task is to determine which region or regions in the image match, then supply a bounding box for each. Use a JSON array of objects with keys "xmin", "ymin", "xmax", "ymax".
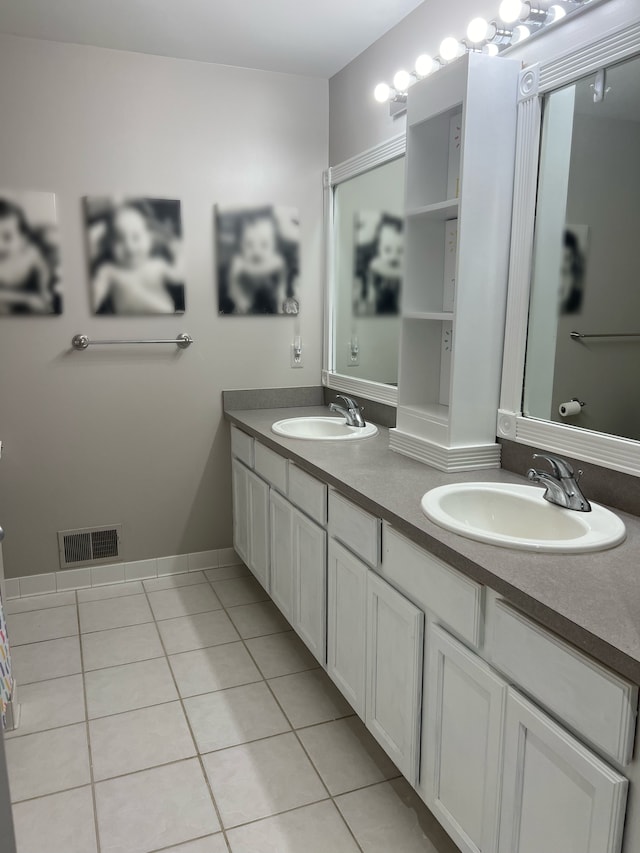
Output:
[
  {"xmin": 527, "ymin": 453, "xmax": 591, "ymax": 512},
  {"xmin": 329, "ymin": 394, "xmax": 366, "ymax": 428}
]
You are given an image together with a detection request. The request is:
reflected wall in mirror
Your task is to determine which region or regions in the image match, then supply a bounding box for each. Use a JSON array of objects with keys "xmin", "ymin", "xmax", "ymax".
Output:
[
  {"xmin": 333, "ymin": 155, "xmax": 405, "ymax": 386},
  {"xmin": 524, "ymin": 54, "xmax": 640, "ymax": 442}
]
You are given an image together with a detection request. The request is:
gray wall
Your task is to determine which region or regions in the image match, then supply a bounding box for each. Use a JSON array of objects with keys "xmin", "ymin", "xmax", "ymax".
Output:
[{"xmin": 0, "ymin": 34, "xmax": 327, "ymax": 578}]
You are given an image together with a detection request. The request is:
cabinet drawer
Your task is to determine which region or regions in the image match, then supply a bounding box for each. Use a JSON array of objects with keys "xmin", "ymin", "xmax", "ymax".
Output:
[
  {"xmin": 382, "ymin": 526, "xmax": 483, "ymax": 648},
  {"xmin": 288, "ymin": 464, "xmax": 327, "ymax": 526},
  {"xmin": 328, "ymin": 491, "xmax": 381, "ymax": 567},
  {"xmin": 254, "ymin": 442, "xmax": 288, "ymax": 494},
  {"xmin": 230, "ymin": 425, "xmax": 254, "ymax": 468},
  {"xmin": 486, "ymin": 598, "xmax": 638, "ymax": 766}
]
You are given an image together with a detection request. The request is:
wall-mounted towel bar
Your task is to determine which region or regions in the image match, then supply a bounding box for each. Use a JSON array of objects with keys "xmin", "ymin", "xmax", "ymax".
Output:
[
  {"xmin": 570, "ymin": 331, "xmax": 640, "ymax": 341},
  {"xmin": 71, "ymin": 333, "xmax": 194, "ymax": 351}
]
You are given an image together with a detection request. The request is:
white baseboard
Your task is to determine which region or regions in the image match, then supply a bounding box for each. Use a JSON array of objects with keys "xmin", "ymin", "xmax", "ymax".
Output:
[{"xmin": 2, "ymin": 547, "xmax": 240, "ymax": 600}]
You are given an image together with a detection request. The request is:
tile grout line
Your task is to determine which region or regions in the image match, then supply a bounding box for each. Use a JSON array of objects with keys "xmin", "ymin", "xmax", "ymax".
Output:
[
  {"xmin": 11, "ymin": 670, "xmax": 83, "ymax": 688},
  {"xmin": 10, "ymin": 779, "xmax": 96, "ymax": 807},
  {"xmin": 200, "ymin": 568, "xmax": 367, "ymax": 853},
  {"xmin": 4, "ymin": 631, "xmax": 82, "ymax": 649},
  {"xmin": 5, "ymin": 598, "xmax": 77, "ymax": 616},
  {"xmin": 75, "ymin": 587, "xmax": 103, "ymax": 853},
  {"xmin": 139, "ymin": 581, "xmax": 234, "ymax": 853},
  {"xmin": 11, "ymin": 769, "xmax": 403, "ymax": 828}
]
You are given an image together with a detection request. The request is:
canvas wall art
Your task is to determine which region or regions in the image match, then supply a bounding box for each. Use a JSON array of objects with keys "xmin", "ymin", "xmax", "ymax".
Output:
[
  {"xmin": 84, "ymin": 196, "xmax": 185, "ymax": 315},
  {"xmin": 216, "ymin": 205, "xmax": 300, "ymax": 315},
  {"xmin": 353, "ymin": 210, "xmax": 404, "ymax": 316},
  {"xmin": 0, "ymin": 189, "xmax": 62, "ymax": 315}
]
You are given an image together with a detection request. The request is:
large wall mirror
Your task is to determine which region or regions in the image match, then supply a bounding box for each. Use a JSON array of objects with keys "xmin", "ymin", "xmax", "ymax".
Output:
[
  {"xmin": 324, "ymin": 136, "xmax": 406, "ymax": 405},
  {"xmin": 499, "ymin": 19, "xmax": 640, "ymax": 475},
  {"xmin": 525, "ymin": 54, "xmax": 640, "ymax": 440}
]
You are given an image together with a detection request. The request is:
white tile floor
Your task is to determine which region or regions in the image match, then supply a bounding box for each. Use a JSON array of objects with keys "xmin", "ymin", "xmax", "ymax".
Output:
[{"xmin": 4, "ymin": 566, "xmax": 459, "ymax": 853}]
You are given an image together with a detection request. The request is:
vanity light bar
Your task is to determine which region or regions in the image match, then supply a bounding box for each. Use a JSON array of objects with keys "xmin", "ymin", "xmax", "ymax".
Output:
[{"xmin": 373, "ymin": 0, "xmax": 593, "ymax": 104}]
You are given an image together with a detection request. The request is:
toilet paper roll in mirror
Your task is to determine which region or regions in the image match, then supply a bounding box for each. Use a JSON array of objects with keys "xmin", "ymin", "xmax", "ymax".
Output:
[{"xmin": 559, "ymin": 400, "xmax": 583, "ymax": 417}]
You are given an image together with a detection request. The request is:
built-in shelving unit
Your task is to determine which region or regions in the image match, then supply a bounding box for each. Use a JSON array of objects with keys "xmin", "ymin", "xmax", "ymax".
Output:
[{"xmin": 391, "ymin": 52, "xmax": 520, "ymax": 471}]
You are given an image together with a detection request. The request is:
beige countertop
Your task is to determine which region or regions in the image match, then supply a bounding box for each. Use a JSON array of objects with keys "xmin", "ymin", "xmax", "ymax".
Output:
[{"xmin": 226, "ymin": 405, "xmax": 640, "ymax": 685}]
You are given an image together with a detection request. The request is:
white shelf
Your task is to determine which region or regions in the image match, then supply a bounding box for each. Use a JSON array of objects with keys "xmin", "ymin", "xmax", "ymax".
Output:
[
  {"xmin": 404, "ymin": 312, "xmax": 454, "ymax": 322},
  {"xmin": 406, "ymin": 199, "xmax": 459, "ymax": 221},
  {"xmin": 402, "ymin": 403, "xmax": 450, "ymax": 424}
]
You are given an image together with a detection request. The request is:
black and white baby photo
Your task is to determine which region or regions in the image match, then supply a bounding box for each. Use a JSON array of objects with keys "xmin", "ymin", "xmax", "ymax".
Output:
[
  {"xmin": 216, "ymin": 205, "xmax": 300, "ymax": 315},
  {"xmin": 0, "ymin": 189, "xmax": 62, "ymax": 315},
  {"xmin": 353, "ymin": 211, "xmax": 404, "ymax": 316},
  {"xmin": 84, "ymin": 196, "xmax": 185, "ymax": 315},
  {"xmin": 560, "ymin": 224, "xmax": 589, "ymax": 315}
]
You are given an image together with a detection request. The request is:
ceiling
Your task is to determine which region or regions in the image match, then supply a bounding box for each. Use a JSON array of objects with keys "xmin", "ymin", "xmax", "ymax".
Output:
[{"xmin": 0, "ymin": 0, "xmax": 426, "ymax": 77}]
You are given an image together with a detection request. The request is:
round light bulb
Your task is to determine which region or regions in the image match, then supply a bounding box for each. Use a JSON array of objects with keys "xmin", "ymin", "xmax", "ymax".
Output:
[
  {"xmin": 547, "ymin": 4, "xmax": 567, "ymax": 22},
  {"xmin": 511, "ymin": 24, "xmax": 531, "ymax": 42},
  {"xmin": 440, "ymin": 36, "xmax": 461, "ymax": 62},
  {"xmin": 414, "ymin": 54, "xmax": 436, "ymax": 77},
  {"xmin": 499, "ymin": 0, "xmax": 525, "ymax": 24},
  {"xmin": 483, "ymin": 42, "xmax": 500, "ymax": 56},
  {"xmin": 374, "ymin": 82, "xmax": 391, "ymax": 103},
  {"xmin": 393, "ymin": 69, "xmax": 412, "ymax": 91},
  {"xmin": 467, "ymin": 17, "xmax": 490, "ymax": 43}
]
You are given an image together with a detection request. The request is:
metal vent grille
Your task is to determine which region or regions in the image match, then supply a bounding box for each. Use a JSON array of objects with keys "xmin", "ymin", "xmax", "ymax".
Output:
[{"xmin": 58, "ymin": 525, "xmax": 123, "ymax": 569}]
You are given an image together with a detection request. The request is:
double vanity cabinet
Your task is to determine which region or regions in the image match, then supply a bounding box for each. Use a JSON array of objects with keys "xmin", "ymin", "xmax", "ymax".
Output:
[{"xmin": 230, "ymin": 422, "xmax": 638, "ymax": 853}]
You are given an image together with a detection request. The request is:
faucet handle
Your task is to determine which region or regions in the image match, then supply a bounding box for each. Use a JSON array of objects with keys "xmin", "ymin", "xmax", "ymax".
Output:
[
  {"xmin": 335, "ymin": 394, "xmax": 358, "ymax": 410},
  {"xmin": 532, "ymin": 452, "xmax": 575, "ymax": 478}
]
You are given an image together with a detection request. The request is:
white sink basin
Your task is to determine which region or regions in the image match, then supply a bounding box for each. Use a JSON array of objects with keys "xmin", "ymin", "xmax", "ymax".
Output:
[
  {"xmin": 421, "ymin": 482, "xmax": 626, "ymax": 553},
  {"xmin": 272, "ymin": 416, "xmax": 378, "ymax": 441}
]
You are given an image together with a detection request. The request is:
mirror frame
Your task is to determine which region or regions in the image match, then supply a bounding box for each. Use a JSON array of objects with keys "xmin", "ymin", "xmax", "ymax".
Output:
[
  {"xmin": 323, "ymin": 133, "xmax": 406, "ymax": 406},
  {"xmin": 498, "ymin": 16, "xmax": 640, "ymax": 477}
]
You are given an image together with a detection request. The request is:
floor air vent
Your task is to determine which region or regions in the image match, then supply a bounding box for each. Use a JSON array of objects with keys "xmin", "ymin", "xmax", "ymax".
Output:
[{"xmin": 58, "ymin": 524, "xmax": 123, "ymax": 569}]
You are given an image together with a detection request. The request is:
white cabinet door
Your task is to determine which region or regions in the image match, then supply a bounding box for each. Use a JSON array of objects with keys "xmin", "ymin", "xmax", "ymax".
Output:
[
  {"xmin": 293, "ymin": 509, "xmax": 326, "ymax": 665},
  {"xmin": 247, "ymin": 469, "xmax": 270, "ymax": 590},
  {"xmin": 499, "ymin": 689, "xmax": 628, "ymax": 853},
  {"xmin": 366, "ymin": 571, "xmax": 424, "ymax": 783},
  {"xmin": 270, "ymin": 490, "xmax": 294, "ymax": 621},
  {"xmin": 327, "ymin": 539, "xmax": 367, "ymax": 717},
  {"xmin": 232, "ymin": 458, "xmax": 249, "ymax": 565},
  {"xmin": 423, "ymin": 624, "xmax": 506, "ymax": 853}
]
